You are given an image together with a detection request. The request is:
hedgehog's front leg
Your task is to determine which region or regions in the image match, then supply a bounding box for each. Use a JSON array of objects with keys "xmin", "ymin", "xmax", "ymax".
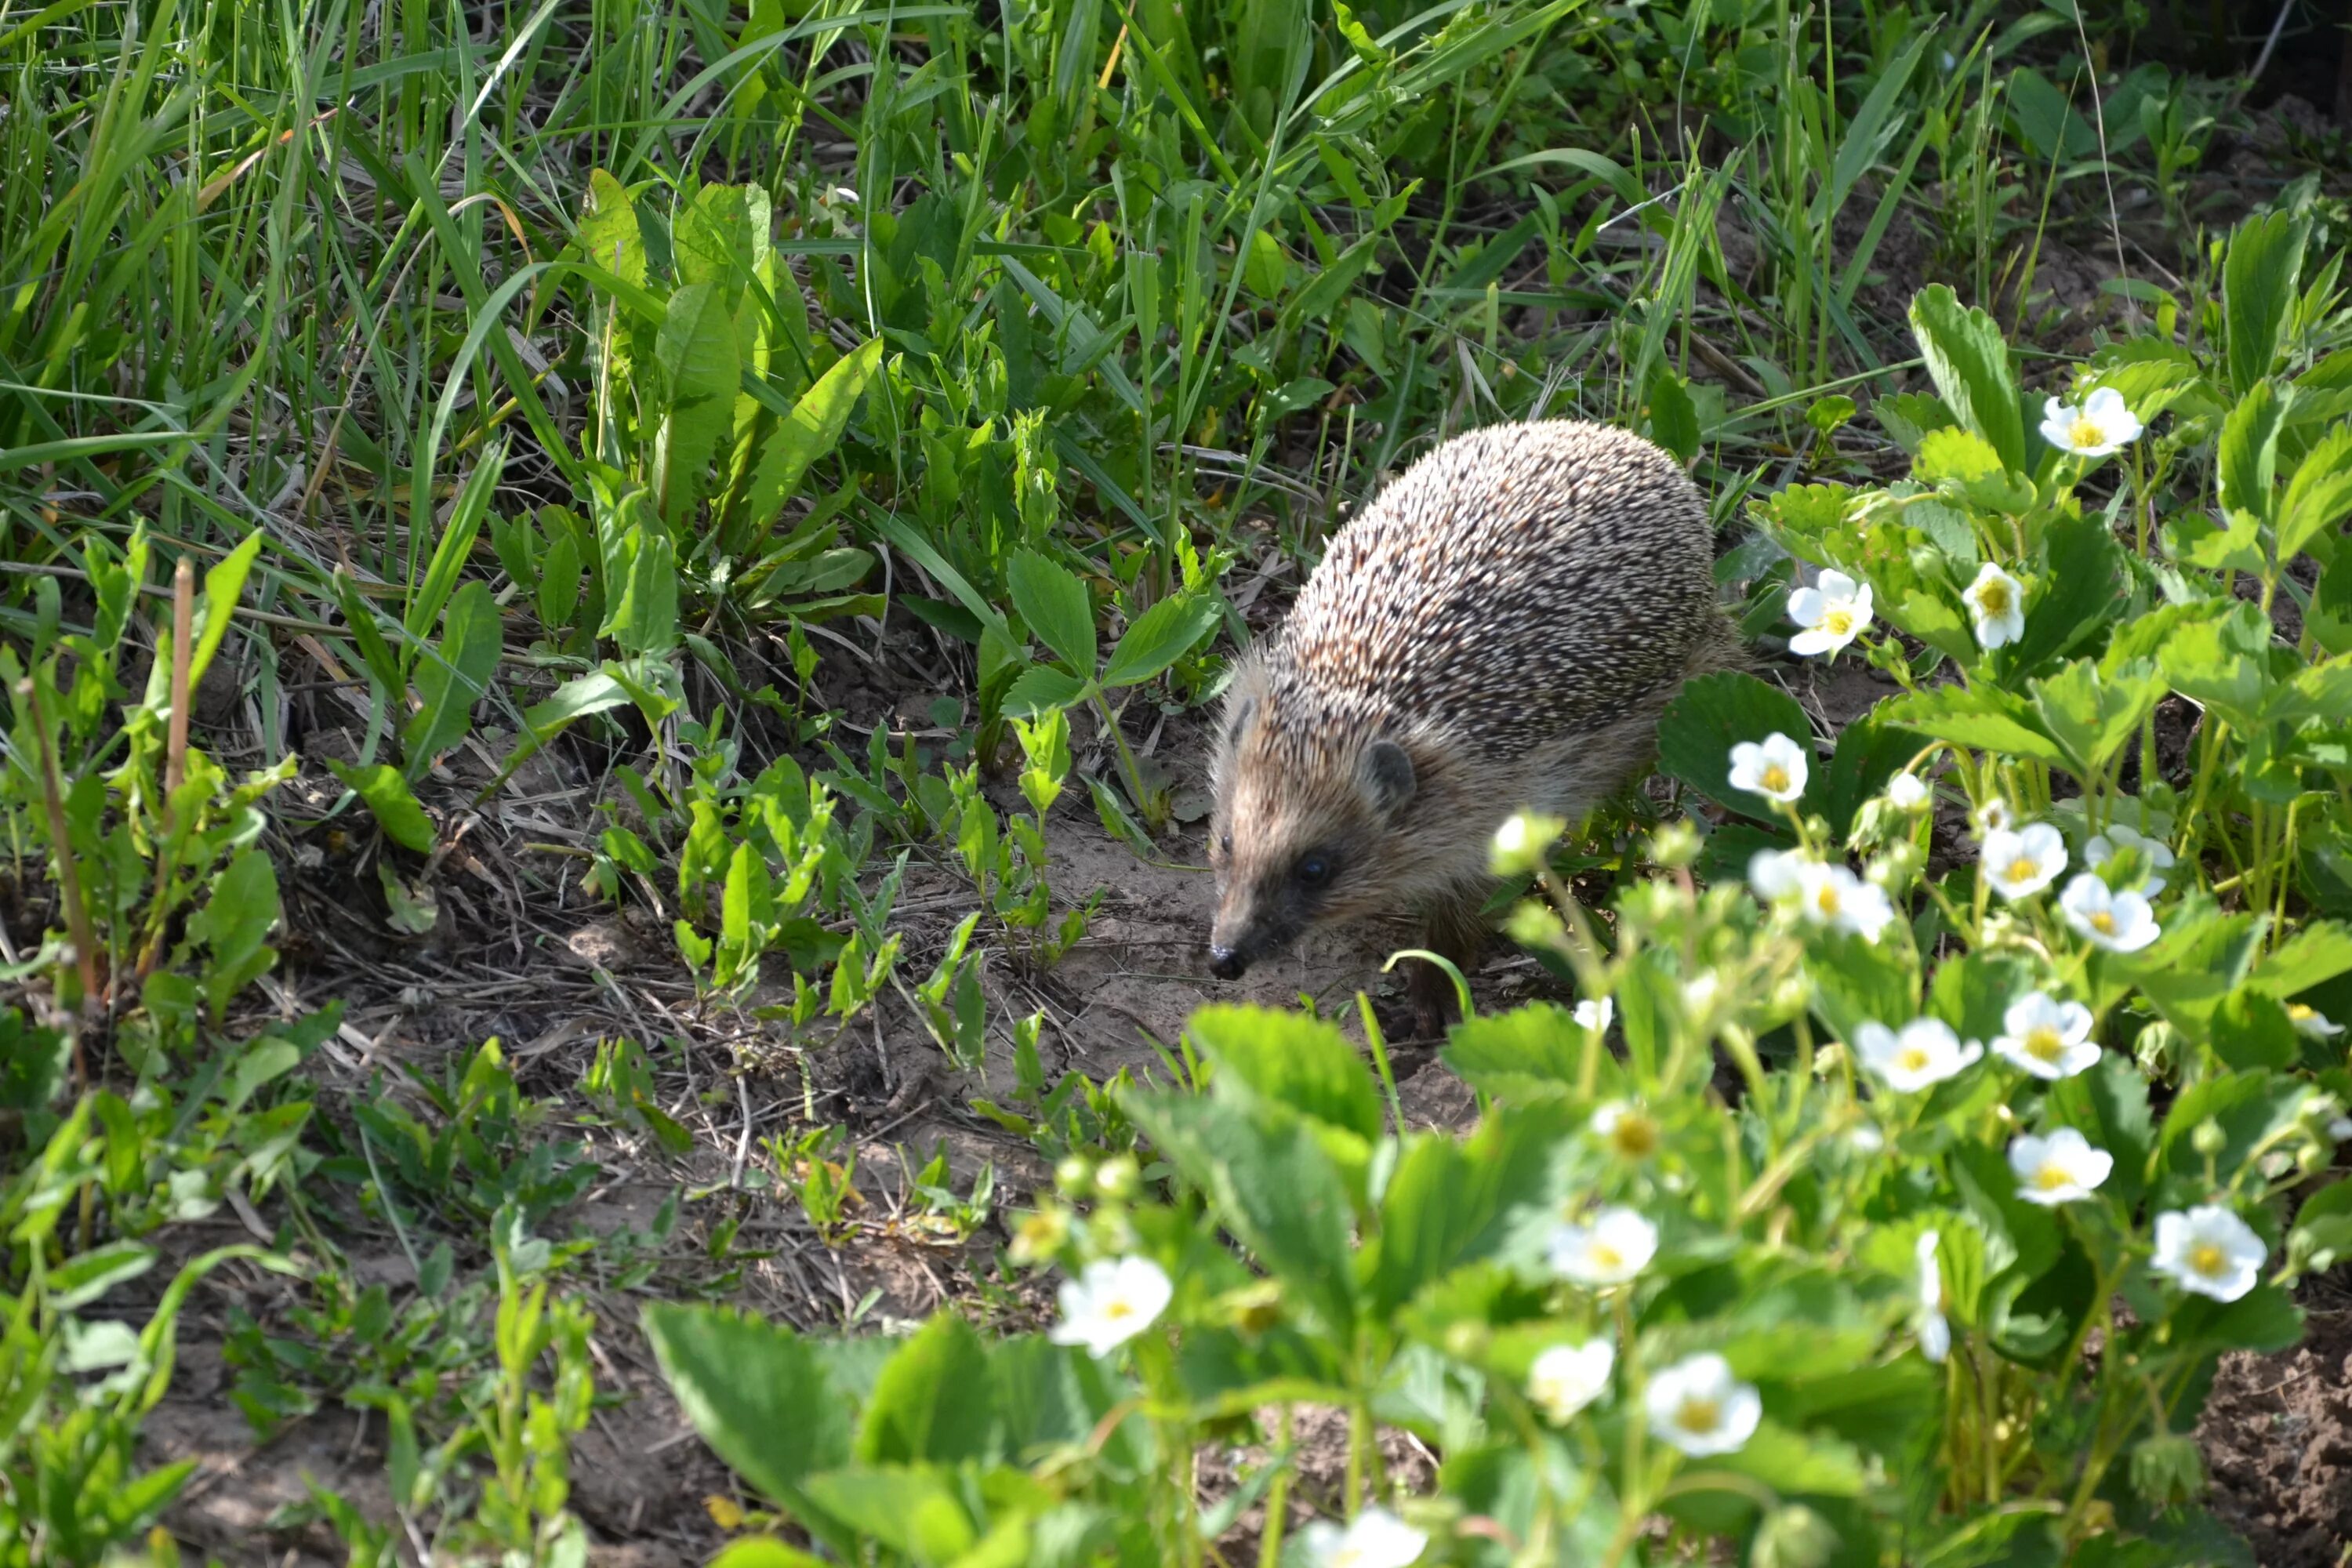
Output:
[{"xmin": 1404, "ymin": 891, "xmax": 1487, "ymax": 1040}]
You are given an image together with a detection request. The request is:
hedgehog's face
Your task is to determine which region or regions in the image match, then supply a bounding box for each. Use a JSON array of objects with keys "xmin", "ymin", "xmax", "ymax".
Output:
[{"xmin": 1206, "ymin": 695, "xmax": 1419, "ymax": 980}]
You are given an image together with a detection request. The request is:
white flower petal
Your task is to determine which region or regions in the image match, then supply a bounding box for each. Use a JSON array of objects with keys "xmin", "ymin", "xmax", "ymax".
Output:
[
  {"xmin": 1047, "ymin": 1258, "xmax": 1172, "ymax": 1358},
  {"xmin": 1730, "ymin": 732, "xmax": 1810, "ymax": 803},
  {"xmin": 2151, "ymin": 1206, "xmax": 2266, "ymax": 1302},
  {"xmin": 1857, "ymin": 1018, "xmax": 1982, "ymax": 1092},
  {"xmin": 1644, "ymin": 1353, "xmax": 1762, "ymax": 1457},
  {"xmin": 2060, "ymin": 873, "xmax": 2161, "ymax": 953},
  {"xmin": 1548, "ymin": 1207, "xmax": 1659, "ymax": 1287},
  {"xmin": 1299, "ymin": 1506, "xmax": 1428, "ymax": 1568},
  {"xmin": 1527, "ymin": 1340, "xmax": 1615, "ymax": 1425},
  {"xmin": 2006, "ymin": 1127, "xmax": 2114, "ymax": 1205}
]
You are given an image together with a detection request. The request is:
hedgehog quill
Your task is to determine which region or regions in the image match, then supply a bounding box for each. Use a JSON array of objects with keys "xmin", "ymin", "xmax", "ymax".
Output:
[{"xmin": 1205, "ymin": 420, "xmax": 1739, "ymax": 1034}]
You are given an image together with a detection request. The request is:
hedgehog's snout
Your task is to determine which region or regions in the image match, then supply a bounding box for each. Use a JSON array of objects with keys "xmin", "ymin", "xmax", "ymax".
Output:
[{"xmin": 1207, "ymin": 943, "xmax": 1247, "ymax": 980}]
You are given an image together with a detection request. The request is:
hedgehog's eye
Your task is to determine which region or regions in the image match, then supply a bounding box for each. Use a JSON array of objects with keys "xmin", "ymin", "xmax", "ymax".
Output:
[
  {"xmin": 1218, "ymin": 832, "xmax": 1232, "ymax": 857},
  {"xmin": 1296, "ymin": 853, "xmax": 1331, "ymax": 887}
]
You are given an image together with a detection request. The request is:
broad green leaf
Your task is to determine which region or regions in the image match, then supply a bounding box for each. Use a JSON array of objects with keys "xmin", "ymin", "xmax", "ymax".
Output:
[
  {"xmin": 1909, "ymin": 285, "xmax": 2025, "ymax": 474},
  {"xmin": 47, "ymin": 1240, "xmax": 157, "ymax": 1311},
  {"xmin": 2172, "ymin": 1284, "xmax": 2302, "ymax": 1355},
  {"xmin": 492, "ymin": 670, "xmax": 635, "ymax": 789},
  {"xmin": 597, "ymin": 487, "xmax": 681, "ymax": 657},
  {"xmin": 1821, "ymin": 713, "xmax": 1920, "ymax": 836},
  {"xmin": 402, "ymin": 579, "xmax": 503, "ymax": 774},
  {"xmin": 1914, "ymin": 426, "xmax": 2003, "ymax": 485},
  {"xmin": 1007, "ymin": 550, "xmax": 1096, "ymax": 671},
  {"xmin": 674, "ymin": 182, "xmax": 764, "ymax": 297},
  {"xmin": 2223, "ymin": 209, "xmax": 2308, "ymax": 395},
  {"xmin": 2004, "ymin": 509, "xmax": 2126, "ymax": 675},
  {"xmin": 2046, "ymin": 1051, "xmax": 2154, "ymax": 1212},
  {"xmin": 1656, "ymin": 670, "xmax": 1817, "ymax": 817},
  {"xmin": 188, "ymin": 529, "xmax": 264, "ymax": 695},
  {"xmin": 1120, "ymin": 1090, "xmax": 1357, "ymax": 1338},
  {"xmin": 1646, "ymin": 364, "xmax": 1700, "ymax": 466},
  {"xmin": 1443, "ymin": 1002, "xmax": 1621, "ymax": 1098},
  {"xmin": 1881, "ymin": 684, "xmax": 2069, "ymax": 769},
  {"xmin": 2158, "ymin": 601, "xmax": 2274, "ymax": 731},
  {"xmin": 2245, "ymin": 920, "xmax": 2352, "ymax": 998},
  {"xmin": 2216, "ymin": 379, "xmax": 2288, "ymax": 528},
  {"xmin": 578, "ymin": 169, "xmax": 647, "ymax": 289},
  {"xmin": 642, "ymin": 1303, "xmax": 855, "ymax": 1508},
  {"xmin": 2025, "ymin": 657, "xmax": 2164, "ymax": 778},
  {"xmin": 710, "ymin": 1542, "xmax": 832, "ymax": 1568},
  {"xmin": 1000, "ymin": 666, "xmax": 1090, "ymax": 717},
  {"xmin": 656, "ymin": 279, "xmax": 748, "ymax": 528},
  {"xmin": 1101, "ymin": 595, "xmax": 1221, "ymax": 688},
  {"xmin": 800, "ymin": 1467, "xmax": 975, "ymax": 1562},
  {"xmin": 404, "ymin": 447, "xmax": 503, "ymax": 648},
  {"xmin": 2279, "ymin": 423, "xmax": 2352, "ymax": 561},
  {"xmin": 855, "ymin": 1312, "xmax": 1000, "ymax": 1467},
  {"xmin": 1366, "ymin": 1103, "xmax": 1573, "ymax": 1316},
  {"xmin": 326, "ymin": 761, "xmax": 436, "ymax": 852},
  {"xmin": 192, "ymin": 848, "xmax": 281, "ymax": 1019},
  {"xmin": 734, "ymin": 339, "xmax": 884, "ymax": 554},
  {"xmin": 1185, "ymin": 1004, "xmax": 1382, "ymax": 1142},
  {"xmin": 2208, "ymin": 989, "xmax": 2299, "ymax": 1072}
]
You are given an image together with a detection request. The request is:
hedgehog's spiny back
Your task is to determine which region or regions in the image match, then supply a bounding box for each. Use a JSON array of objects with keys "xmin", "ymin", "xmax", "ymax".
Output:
[{"xmin": 1269, "ymin": 421, "xmax": 1716, "ymax": 760}]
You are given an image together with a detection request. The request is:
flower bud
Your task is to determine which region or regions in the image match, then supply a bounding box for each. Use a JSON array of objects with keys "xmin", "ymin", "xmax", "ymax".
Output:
[
  {"xmin": 1504, "ymin": 900, "xmax": 1564, "ymax": 948},
  {"xmin": 1008, "ymin": 1206, "xmax": 1069, "ymax": 1265},
  {"xmin": 1095, "ymin": 1152, "xmax": 1140, "ymax": 1200},
  {"xmin": 2129, "ymin": 1432, "xmax": 2205, "ymax": 1507},
  {"xmin": 1750, "ymin": 1504, "xmax": 1839, "ymax": 1568},
  {"xmin": 2191, "ymin": 1118, "xmax": 2228, "ymax": 1158},
  {"xmin": 1055, "ymin": 1156, "xmax": 1094, "ymax": 1196},
  {"xmin": 1492, "ymin": 811, "xmax": 1568, "ymax": 877},
  {"xmin": 1649, "ymin": 819, "xmax": 1700, "ymax": 869}
]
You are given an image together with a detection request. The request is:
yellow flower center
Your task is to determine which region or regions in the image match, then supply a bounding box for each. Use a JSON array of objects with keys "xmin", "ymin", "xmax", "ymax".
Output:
[
  {"xmin": 1814, "ymin": 884, "xmax": 1842, "ymax": 916},
  {"xmin": 1610, "ymin": 1116, "xmax": 1660, "ymax": 1160},
  {"xmin": 1977, "ymin": 582, "xmax": 2013, "ymax": 616},
  {"xmin": 2035, "ymin": 1165, "xmax": 2074, "ymax": 1191},
  {"xmin": 2090, "ymin": 910, "xmax": 2116, "ymax": 935},
  {"xmin": 2026, "ymin": 1027, "xmax": 2065, "ymax": 1063},
  {"xmin": 1589, "ymin": 1242, "xmax": 1624, "ymax": 1272},
  {"xmin": 2006, "ymin": 857, "xmax": 2040, "ymax": 885},
  {"xmin": 2288, "ymin": 1004, "xmax": 2314, "ymax": 1024},
  {"xmin": 1760, "ymin": 764, "xmax": 1791, "ymax": 794},
  {"xmin": 1104, "ymin": 1299, "xmax": 1136, "ymax": 1322},
  {"xmin": 1821, "ymin": 608, "xmax": 1853, "ymax": 636},
  {"xmin": 2068, "ymin": 416, "xmax": 2106, "ymax": 449},
  {"xmin": 2189, "ymin": 1243, "xmax": 2227, "ymax": 1279},
  {"xmin": 1897, "ymin": 1047, "xmax": 1931, "ymax": 1073},
  {"xmin": 1675, "ymin": 1396, "xmax": 1722, "ymax": 1435}
]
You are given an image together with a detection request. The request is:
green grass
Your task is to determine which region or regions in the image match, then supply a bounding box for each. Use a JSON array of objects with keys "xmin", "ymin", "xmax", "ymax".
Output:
[{"xmin": 3, "ymin": 1, "xmax": 2351, "ymax": 1563}]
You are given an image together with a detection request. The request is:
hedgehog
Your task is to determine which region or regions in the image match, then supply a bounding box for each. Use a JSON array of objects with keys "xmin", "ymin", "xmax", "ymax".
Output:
[{"xmin": 1205, "ymin": 419, "xmax": 1740, "ymax": 1035}]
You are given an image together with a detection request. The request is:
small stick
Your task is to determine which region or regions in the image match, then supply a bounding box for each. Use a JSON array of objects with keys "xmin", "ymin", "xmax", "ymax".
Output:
[
  {"xmin": 20, "ymin": 678, "xmax": 94, "ymax": 1087},
  {"xmin": 165, "ymin": 557, "xmax": 194, "ymax": 803}
]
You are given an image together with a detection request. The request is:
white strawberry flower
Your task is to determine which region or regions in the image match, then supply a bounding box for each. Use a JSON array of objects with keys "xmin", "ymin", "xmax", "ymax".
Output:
[
  {"xmin": 2040, "ymin": 387, "xmax": 2143, "ymax": 458},
  {"xmin": 2329, "ymin": 1116, "xmax": 2352, "ymax": 1142},
  {"xmin": 1548, "ymin": 1206, "xmax": 1658, "ymax": 1288},
  {"xmin": 1644, "ymin": 1353, "xmax": 1762, "ymax": 1457},
  {"xmin": 1797, "ymin": 861, "xmax": 1898, "ymax": 942},
  {"xmin": 1980, "ymin": 824, "xmax": 2067, "ymax": 900},
  {"xmin": 1856, "ymin": 1018, "xmax": 1983, "ymax": 1093},
  {"xmin": 1748, "ymin": 848, "xmax": 1813, "ymax": 902},
  {"xmin": 1573, "ymin": 995, "xmax": 1614, "ymax": 1033},
  {"xmin": 1590, "ymin": 1101, "xmax": 1661, "ymax": 1163},
  {"xmin": 2060, "ymin": 873, "xmax": 2161, "ymax": 953},
  {"xmin": 2151, "ymin": 1206, "xmax": 2266, "ymax": 1303},
  {"xmin": 2007, "ymin": 1128, "xmax": 2114, "ymax": 1206},
  {"xmin": 1730, "ymin": 732, "xmax": 1809, "ymax": 804},
  {"xmin": 1972, "ymin": 797, "xmax": 2016, "ymax": 837},
  {"xmin": 1049, "ymin": 1258, "xmax": 1173, "ymax": 1358},
  {"xmin": 1991, "ymin": 993, "xmax": 2101, "ymax": 1080},
  {"xmin": 1786, "ymin": 569, "xmax": 1874, "ymax": 657},
  {"xmin": 1526, "ymin": 1339, "xmax": 1615, "ymax": 1425},
  {"xmin": 1915, "ymin": 1231, "xmax": 1950, "ymax": 1363},
  {"xmin": 1886, "ymin": 772, "xmax": 1932, "ymax": 812},
  {"xmin": 1298, "ymin": 1506, "xmax": 1428, "ymax": 1568},
  {"xmin": 2084, "ymin": 823, "xmax": 2175, "ymax": 895},
  {"xmin": 1962, "ymin": 563, "xmax": 2027, "ymax": 649},
  {"xmin": 2287, "ymin": 1004, "xmax": 2343, "ymax": 1041}
]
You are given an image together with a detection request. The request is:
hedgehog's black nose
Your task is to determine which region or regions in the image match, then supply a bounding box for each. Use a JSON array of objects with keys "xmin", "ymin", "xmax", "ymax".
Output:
[{"xmin": 1208, "ymin": 945, "xmax": 1247, "ymax": 981}]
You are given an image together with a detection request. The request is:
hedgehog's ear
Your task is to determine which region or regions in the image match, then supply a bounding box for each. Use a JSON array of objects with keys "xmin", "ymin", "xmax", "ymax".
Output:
[{"xmin": 1359, "ymin": 739, "xmax": 1417, "ymax": 820}]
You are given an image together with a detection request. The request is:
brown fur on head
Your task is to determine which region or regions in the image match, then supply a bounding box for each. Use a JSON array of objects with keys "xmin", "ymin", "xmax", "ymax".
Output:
[{"xmin": 1205, "ymin": 649, "xmax": 1486, "ymax": 979}]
